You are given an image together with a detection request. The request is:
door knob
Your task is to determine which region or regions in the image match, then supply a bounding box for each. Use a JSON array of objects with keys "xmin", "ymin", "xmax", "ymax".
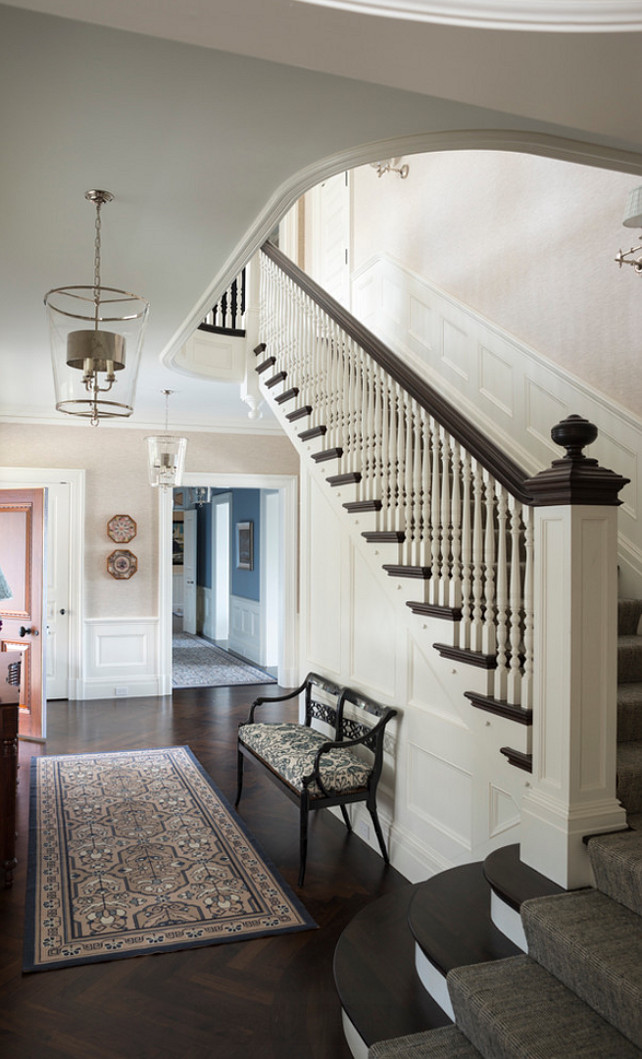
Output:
[
  {"xmin": 59, "ymin": 608, "xmax": 66, "ymax": 615},
  {"xmin": 19, "ymin": 626, "xmax": 38, "ymax": 637}
]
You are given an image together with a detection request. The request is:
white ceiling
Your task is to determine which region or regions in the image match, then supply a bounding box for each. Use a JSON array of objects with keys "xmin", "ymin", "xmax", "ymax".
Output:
[{"xmin": 1, "ymin": 1, "xmax": 641, "ymax": 432}]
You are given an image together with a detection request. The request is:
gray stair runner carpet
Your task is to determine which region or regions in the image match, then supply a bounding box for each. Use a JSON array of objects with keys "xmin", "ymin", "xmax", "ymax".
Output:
[
  {"xmin": 521, "ymin": 889, "xmax": 642, "ymax": 1047},
  {"xmin": 447, "ymin": 955, "xmax": 641, "ymax": 1059},
  {"xmin": 369, "ymin": 1025, "xmax": 481, "ymax": 1058},
  {"xmin": 588, "ymin": 829, "xmax": 642, "ymax": 916}
]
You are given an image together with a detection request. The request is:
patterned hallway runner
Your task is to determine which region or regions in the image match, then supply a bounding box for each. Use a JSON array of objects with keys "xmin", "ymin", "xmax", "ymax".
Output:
[{"xmin": 24, "ymin": 747, "xmax": 315, "ymax": 972}]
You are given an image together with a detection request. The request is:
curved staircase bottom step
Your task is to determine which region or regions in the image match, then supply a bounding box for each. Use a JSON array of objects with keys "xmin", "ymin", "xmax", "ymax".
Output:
[{"xmin": 334, "ymin": 885, "xmax": 451, "ymax": 1056}]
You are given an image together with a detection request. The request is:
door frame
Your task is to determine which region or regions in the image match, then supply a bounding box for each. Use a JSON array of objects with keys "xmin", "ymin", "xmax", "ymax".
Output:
[
  {"xmin": 158, "ymin": 472, "xmax": 298, "ymax": 692},
  {"xmin": 212, "ymin": 491, "xmax": 231, "ymax": 641},
  {"xmin": 0, "ymin": 467, "xmax": 84, "ymax": 701}
]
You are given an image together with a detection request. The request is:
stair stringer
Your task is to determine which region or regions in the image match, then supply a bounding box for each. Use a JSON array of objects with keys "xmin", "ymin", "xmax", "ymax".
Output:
[{"xmin": 269, "ymin": 377, "xmax": 531, "ymax": 884}]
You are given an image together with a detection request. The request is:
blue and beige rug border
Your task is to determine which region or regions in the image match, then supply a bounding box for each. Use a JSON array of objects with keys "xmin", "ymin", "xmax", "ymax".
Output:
[{"xmin": 24, "ymin": 746, "xmax": 316, "ymax": 973}]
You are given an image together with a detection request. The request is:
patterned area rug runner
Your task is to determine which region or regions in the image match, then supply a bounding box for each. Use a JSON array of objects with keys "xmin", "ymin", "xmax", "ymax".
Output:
[
  {"xmin": 172, "ymin": 632, "xmax": 276, "ymax": 688},
  {"xmin": 24, "ymin": 747, "xmax": 315, "ymax": 972}
]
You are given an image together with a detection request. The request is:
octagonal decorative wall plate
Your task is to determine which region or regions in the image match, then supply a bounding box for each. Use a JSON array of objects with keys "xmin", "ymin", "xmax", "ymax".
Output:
[
  {"xmin": 107, "ymin": 514, "xmax": 137, "ymax": 543},
  {"xmin": 107, "ymin": 549, "xmax": 138, "ymax": 580}
]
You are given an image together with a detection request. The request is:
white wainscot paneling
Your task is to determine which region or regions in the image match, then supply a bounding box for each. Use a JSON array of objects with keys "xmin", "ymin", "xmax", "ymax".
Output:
[
  {"xmin": 229, "ymin": 595, "xmax": 261, "ymax": 664},
  {"xmin": 349, "ymin": 542, "xmax": 396, "ymax": 699},
  {"xmin": 305, "ymin": 477, "xmax": 343, "ymax": 674},
  {"xmin": 479, "ymin": 343, "xmax": 514, "ymax": 419},
  {"xmin": 407, "ymin": 738, "xmax": 473, "ymax": 853},
  {"xmin": 489, "ymin": 784, "xmax": 521, "ymax": 839},
  {"xmin": 352, "ymin": 254, "xmax": 642, "ymax": 595},
  {"xmin": 175, "ymin": 329, "xmax": 245, "ymax": 382},
  {"xmin": 83, "ymin": 618, "xmax": 159, "ymax": 699}
]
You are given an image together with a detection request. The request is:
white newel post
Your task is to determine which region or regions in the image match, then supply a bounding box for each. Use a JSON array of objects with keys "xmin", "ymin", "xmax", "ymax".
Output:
[
  {"xmin": 241, "ymin": 255, "xmax": 262, "ymax": 420},
  {"xmin": 520, "ymin": 415, "xmax": 629, "ymax": 889}
]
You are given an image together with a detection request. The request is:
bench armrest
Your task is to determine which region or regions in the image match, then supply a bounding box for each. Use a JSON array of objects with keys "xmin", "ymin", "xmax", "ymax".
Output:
[
  {"xmin": 244, "ymin": 677, "xmax": 310, "ymax": 724},
  {"xmin": 302, "ymin": 708, "xmax": 396, "ymax": 797}
]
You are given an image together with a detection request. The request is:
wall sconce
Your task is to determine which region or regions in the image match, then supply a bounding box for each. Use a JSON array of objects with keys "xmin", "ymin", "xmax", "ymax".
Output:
[
  {"xmin": 146, "ymin": 390, "xmax": 187, "ymax": 489},
  {"xmin": 370, "ymin": 158, "xmax": 410, "ymax": 180},
  {"xmin": 45, "ymin": 190, "xmax": 150, "ymax": 425},
  {"xmin": 615, "ymin": 185, "xmax": 642, "ymax": 273}
]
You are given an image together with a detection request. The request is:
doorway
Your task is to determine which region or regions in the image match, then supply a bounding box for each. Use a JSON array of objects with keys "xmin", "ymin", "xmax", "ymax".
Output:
[{"xmin": 158, "ymin": 472, "xmax": 298, "ymax": 694}]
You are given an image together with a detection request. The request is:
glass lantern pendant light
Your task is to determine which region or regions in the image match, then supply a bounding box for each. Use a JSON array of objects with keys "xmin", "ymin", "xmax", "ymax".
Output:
[
  {"xmin": 45, "ymin": 190, "xmax": 150, "ymax": 426},
  {"xmin": 146, "ymin": 389, "xmax": 187, "ymax": 489}
]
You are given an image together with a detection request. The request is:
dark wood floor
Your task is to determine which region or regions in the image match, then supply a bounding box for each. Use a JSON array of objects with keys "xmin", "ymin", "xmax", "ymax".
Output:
[{"xmin": 1, "ymin": 685, "xmax": 409, "ymax": 1058}]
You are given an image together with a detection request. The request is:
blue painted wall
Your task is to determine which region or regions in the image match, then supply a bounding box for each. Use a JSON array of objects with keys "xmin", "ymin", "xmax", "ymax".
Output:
[
  {"xmin": 231, "ymin": 490, "xmax": 260, "ymax": 602},
  {"xmin": 195, "ymin": 489, "xmax": 261, "ymax": 602}
]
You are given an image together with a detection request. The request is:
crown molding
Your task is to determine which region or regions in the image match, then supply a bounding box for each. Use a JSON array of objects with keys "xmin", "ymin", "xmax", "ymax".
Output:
[{"xmin": 291, "ymin": 0, "xmax": 642, "ymax": 32}]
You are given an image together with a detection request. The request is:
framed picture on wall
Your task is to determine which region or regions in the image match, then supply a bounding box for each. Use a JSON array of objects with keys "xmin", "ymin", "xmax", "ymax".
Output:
[{"xmin": 236, "ymin": 521, "xmax": 254, "ymax": 570}]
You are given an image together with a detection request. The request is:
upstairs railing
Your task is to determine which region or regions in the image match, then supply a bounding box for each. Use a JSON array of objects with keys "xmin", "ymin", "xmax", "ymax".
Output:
[
  {"xmin": 199, "ymin": 268, "xmax": 246, "ymax": 336},
  {"xmin": 260, "ymin": 241, "xmax": 535, "ymax": 710}
]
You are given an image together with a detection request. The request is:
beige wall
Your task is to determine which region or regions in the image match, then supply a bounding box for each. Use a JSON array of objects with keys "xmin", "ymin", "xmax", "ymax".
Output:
[
  {"xmin": 351, "ymin": 151, "xmax": 642, "ymax": 417},
  {"xmin": 0, "ymin": 423, "xmax": 298, "ymax": 619}
]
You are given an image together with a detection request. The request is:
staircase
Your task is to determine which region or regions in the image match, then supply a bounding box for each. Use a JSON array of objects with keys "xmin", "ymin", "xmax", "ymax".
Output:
[
  {"xmin": 364, "ymin": 829, "xmax": 642, "ymax": 1057},
  {"xmin": 252, "ymin": 240, "xmax": 642, "ymax": 1056}
]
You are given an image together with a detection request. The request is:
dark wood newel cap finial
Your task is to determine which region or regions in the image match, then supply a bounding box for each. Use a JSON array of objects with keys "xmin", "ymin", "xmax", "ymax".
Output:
[{"xmin": 524, "ymin": 414, "xmax": 630, "ymax": 507}]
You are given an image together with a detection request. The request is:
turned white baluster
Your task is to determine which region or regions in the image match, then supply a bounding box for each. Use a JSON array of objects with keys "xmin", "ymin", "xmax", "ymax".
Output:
[
  {"xmin": 458, "ymin": 449, "xmax": 472, "ymax": 649},
  {"xmin": 521, "ymin": 504, "xmax": 534, "ymax": 711},
  {"xmin": 470, "ymin": 460, "xmax": 484, "ymax": 653},
  {"xmin": 506, "ymin": 495, "xmax": 524, "ymax": 705},
  {"xmin": 429, "ymin": 417, "xmax": 442, "ymax": 605},
  {"xmin": 482, "ymin": 470, "xmax": 496, "ymax": 657},
  {"xmin": 449, "ymin": 439, "xmax": 462, "ymax": 610},
  {"xmin": 419, "ymin": 407, "xmax": 432, "ymax": 569},
  {"xmin": 493, "ymin": 486, "xmax": 510, "ymax": 702}
]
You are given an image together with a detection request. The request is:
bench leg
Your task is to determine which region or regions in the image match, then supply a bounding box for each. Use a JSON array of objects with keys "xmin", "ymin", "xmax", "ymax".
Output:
[
  {"xmin": 340, "ymin": 804, "xmax": 352, "ymax": 833},
  {"xmin": 368, "ymin": 802, "xmax": 389, "ymax": 863},
  {"xmin": 235, "ymin": 748, "xmax": 244, "ymax": 808},
  {"xmin": 298, "ymin": 799, "xmax": 309, "ymax": 887}
]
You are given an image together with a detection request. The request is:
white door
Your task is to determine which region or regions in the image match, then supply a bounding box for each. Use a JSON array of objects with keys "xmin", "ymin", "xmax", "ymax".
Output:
[
  {"xmin": 182, "ymin": 509, "xmax": 197, "ymax": 635},
  {"xmin": 45, "ymin": 482, "xmax": 70, "ymax": 699},
  {"xmin": 310, "ymin": 171, "xmax": 351, "ymax": 308},
  {"xmin": 212, "ymin": 493, "xmax": 230, "ymax": 641}
]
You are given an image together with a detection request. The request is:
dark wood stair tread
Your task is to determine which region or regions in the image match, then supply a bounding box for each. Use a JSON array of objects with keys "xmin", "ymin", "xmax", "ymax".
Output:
[
  {"xmin": 408, "ymin": 862, "xmax": 521, "ymax": 978},
  {"xmin": 327, "ymin": 472, "xmax": 361, "ymax": 487},
  {"xmin": 407, "ymin": 602, "xmax": 461, "ymax": 621},
  {"xmin": 265, "ymin": 371, "xmax": 287, "ymax": 388},
  {"xmin": 299, "ymin": 425, "xmax": 327, "ymax": 442},
  {"xmin": 286, "ymin": 405, "xmax": 313, "ymax": 422},
  {"xmin": 311, "ymin": 446, "xmax": 342, "ymax": 462},
  {"xmin": 483, "ymin": 844, "xmax": 564, "ymax": 912},
  {"xmin": 333, "ymin": 885, "xmax": 451, "ymax": 1049},
  {"xmin": 464, "ymin": 692, "xmax": 532, "ymax": 725},
  {"xmin": 433, "ymin": 643, "xmax": 497, "ymax": 669},
  {"xmin": 383, "ymin": 564, "xmax": 431, "ymax": 580},
  {"xmin": 256, "ymin": 356, "xmax": 276, "ymax": 374},
  {"xmin": 275, "ymin": 387, "xmax": 299, "ymax": 404},
  {"xmin": 344, "ymin": 500, "xmax": 382, "ymax": 513},
  {"xmin": 499, "ymin": 747, "xmax": 533, "ymax": 772}
]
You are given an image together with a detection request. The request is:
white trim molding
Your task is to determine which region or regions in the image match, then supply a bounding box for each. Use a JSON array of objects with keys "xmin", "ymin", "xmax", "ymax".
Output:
[{"xmin": 292, "ymin": 0, "xmax": 642, "ymax": 32}]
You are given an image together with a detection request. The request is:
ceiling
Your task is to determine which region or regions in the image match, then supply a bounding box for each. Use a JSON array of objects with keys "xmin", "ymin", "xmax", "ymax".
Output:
[{"xmin": 1, "ymin": 1, "xmax": 641, "ymax": 433}]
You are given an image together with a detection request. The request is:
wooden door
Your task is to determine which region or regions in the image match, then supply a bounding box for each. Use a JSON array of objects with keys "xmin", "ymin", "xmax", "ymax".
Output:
[
  {"xmin": 182, "ymin": 509, "xmax": 197, "ymax": 635},
  {"xmin": 44, "ymin": 482, "xmax": 70, "ymax": 700},
  {"xmin": 0, "ymin": 489, "xmax": 45, "ymax": 740}
]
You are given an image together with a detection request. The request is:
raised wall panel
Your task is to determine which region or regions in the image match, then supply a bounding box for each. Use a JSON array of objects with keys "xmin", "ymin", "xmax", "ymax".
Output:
[
  {"xmin": 441, "ymin": 318, "xmax": 469, "ymax": 381},
  {"xmin": 83, "ymin": 618, "xmax": 159, "ymax": 698},
  {"xmin": 525, "ymin": 379, "xmax": 567, "ymax": 452},
  {"xmin": 489, "ymin": 785, "xmax": 520, "ymax": 838},
  {"xmin": 382, "ymin": 274, "xmax": 404, "ymax": 328},
  {"xmin": 229, "ymin": 595, "xmax": 261, "ymax": 664},
  {"xmin": 349, "ymin": 542, "xmax": 396, "ymax": 698},
  {"xmin": 407, "ymin": 741, "xmax": 473, "ymax": 850},
  {"xmin": 305, "ymin": 478, "xmax": 343, "ymax": 673},
  {"xmin": 407, "ymin": 636, "xmax": 467, "ymax": 728},
  {"xmin": 479, "ymin": 343, "xmax": 514, "ymax": 418},
  {"xmin": 408, "ymin": 295, "xmax": 433, "ymax": 358},
  {"xmin": 177, "ymin": 331, "xmax": 245, "ymax": 382}
]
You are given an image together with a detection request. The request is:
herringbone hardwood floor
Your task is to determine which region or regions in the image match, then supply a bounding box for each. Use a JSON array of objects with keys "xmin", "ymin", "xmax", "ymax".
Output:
[{"xmin": 0, "ymin": 685, "xmax": 408, "ymax": 1058}]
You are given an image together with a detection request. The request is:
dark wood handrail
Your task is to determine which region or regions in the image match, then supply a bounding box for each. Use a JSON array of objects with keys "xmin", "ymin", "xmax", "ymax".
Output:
[{"xmin": 261, "ymin": 241, "xmax": 535, "ymax": 505}]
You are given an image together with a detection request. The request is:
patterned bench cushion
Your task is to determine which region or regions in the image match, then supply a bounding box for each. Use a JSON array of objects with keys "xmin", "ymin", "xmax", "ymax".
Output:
[{"xmin": 238, "ymin": 722, "xmax": 371, "ymax": 796}]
